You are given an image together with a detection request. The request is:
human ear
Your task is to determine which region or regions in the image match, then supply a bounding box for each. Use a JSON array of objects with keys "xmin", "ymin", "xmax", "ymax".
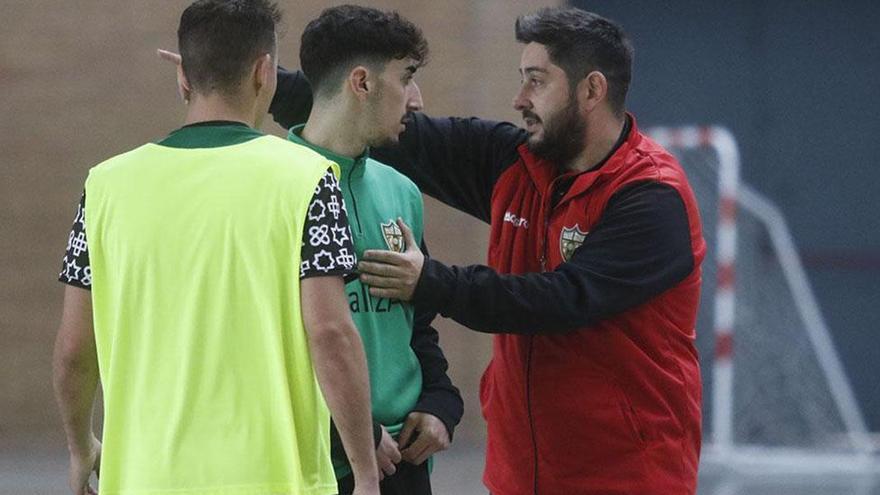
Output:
[
  {"xmin": 348, "ymin": 66, "xmax": 371, "ymax": 101},
  {"xmin": 251, "ymin": 54, "xmax": 274, "ymax": 93},
  {"xmin": 580, "ymin": 70, "xmax": 608, "ymax": 112},
  {"xmin": 176, "ymin": 64, "xmax": 192, "ymax": 103}
]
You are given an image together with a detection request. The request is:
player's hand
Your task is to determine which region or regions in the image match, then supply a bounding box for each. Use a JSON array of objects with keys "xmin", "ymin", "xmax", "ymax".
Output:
[
  {"xmin": 398, "ymin": 411, "xmax": 451, "ymax": 466},
  {"xmin": 68, "ymin": 435, "xmax": 101, "ymax": 495},
  {"xmin": 359, "ymin": 218, "xmax": 423, "ymax": 301},
  {"xmin": 375, "ymin": 425, "xmax": 401, "ymax": 480},
  {"xmin": 156, "ymin": 49, "xmax": 191, "ymax": 103}
]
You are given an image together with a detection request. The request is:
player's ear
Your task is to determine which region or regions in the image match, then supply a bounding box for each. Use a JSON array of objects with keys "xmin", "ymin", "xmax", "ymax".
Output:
[
  {"xmin": 348, "ymin": 66, "xmax": 371, "ymax": 101},
  {"xmin": 253, "ymin": 54, "xmax": 273, "ymax": 92},
  {"xmin": 176, "ymin": 63, "xmax": 192, "ymax": 103}
]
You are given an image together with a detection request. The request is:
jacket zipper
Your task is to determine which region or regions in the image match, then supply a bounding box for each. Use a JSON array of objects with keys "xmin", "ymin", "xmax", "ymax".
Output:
[
  {"xmin": 347, "ymin": 166, "xmax": 363, "ymax": 235},
  {"xmin": 540, "ymin": 213, "xmax": 550, "ymax": 271},
  {"xmin": 539, "ymin": 177, "xmax": 560, "ymax": 271},
  {"xmin": 526, "ymin": 335, "xmax": 539, "ymax": 495},
  {"xmin": 533, "ymin": 177, "xmax": 562, "ymax": 493}
]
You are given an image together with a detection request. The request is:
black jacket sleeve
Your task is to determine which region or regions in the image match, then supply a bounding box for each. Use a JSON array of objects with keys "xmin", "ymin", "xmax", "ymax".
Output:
[
  {"xmin": 408, "ymin": 241, "xmax": 464, "ymax": 439},
  {"xmin": 269, "ymin": 67, "xmax": 313, "ymax": 130},
  {"xmin": 266, "ymin": 68, "xmax": 527, "ymax": 223},
  {"xmin": 372, "ymin": 113, "xmax": 527, "ymax": 223},
  {"xmin": 412, "ymin": 181, "xmax": 696, "ymax": 333}
]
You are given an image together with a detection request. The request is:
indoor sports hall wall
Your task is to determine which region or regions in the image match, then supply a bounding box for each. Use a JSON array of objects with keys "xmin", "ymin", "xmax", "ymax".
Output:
[{"xmin": 0, "ymin": 0, "xmax": 555, "ymax": 445}]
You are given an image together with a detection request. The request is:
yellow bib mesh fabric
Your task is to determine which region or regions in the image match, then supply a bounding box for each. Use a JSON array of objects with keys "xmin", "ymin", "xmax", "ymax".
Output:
[{"xmin": 85, "ymin": 135, "xmax": 339, "ymax": 495}]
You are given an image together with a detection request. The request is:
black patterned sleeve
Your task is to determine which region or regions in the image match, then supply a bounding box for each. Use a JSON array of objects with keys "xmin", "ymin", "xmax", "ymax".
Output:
[
  {"xmin": 58, "ymin": 192, "xmax": 92, "ymax": 290},
  {"xmin": 299, "ymin": 168, "xmax": 357, "ymax": 280}
]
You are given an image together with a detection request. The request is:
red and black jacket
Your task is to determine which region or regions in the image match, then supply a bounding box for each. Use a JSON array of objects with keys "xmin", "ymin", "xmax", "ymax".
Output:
[{"xmin": 273, "ymin": 69, "xmax": 706, "ymax": 495}]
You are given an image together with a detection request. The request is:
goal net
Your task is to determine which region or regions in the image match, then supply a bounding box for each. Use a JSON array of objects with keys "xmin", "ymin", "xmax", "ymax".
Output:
[{"xmin": 647, "ymin": 126, "xmax": 878, "ymax": 475}]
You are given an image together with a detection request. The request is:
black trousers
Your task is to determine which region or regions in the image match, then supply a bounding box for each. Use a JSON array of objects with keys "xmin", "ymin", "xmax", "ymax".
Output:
[{"xmin": 336, "ymin": 461, "xmax": 432, "ymax": 495}]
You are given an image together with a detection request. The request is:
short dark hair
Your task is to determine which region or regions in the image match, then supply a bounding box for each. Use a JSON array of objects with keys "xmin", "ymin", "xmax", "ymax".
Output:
[
  {"xmin": 300, "ymin": 5, "xmax": 428, "ymax": 98},
  {"xmin": 178, "ymin": 0, "xmax": 281, "ymax": 96},
  {"xmin": 516, "ymin": 7, "xmax": 633, "ymax": 115}
]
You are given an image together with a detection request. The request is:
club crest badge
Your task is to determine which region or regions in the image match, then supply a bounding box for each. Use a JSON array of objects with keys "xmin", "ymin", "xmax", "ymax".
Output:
[
  {"xmin": 381, "ymin": 220, "xmax": 405, "ymax": 253},
  {"xmin": 560, "ymin": 224, "xmax": 589, "ymax": 261}
]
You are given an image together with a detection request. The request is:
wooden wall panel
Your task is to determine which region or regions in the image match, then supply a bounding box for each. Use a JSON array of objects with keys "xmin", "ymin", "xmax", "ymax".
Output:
[{"xmin": 0, "ymin": 0, "xmax": 556, "ymax": 444}]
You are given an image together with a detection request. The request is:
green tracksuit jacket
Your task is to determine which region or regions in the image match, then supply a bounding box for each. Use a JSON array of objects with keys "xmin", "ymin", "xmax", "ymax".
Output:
[{"xmin": 289, "ymin": 126, "xmax": 428, "ymax": 478}]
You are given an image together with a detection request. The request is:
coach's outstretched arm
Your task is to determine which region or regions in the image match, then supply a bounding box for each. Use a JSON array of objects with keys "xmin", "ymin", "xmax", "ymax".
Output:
[
  {"xmin": 302, "ymin": 276, "xmax": 379, "ymax": 495},
  {"xmin": 160, "ymin": 59, "xmax": 518, "ymax": 225},
  {"xmin": 271, "ymin": 68, "xmax": 527, "ymax": 223},
  {"xmin": 359, "ymin": 182, "xmax": 694, "ymax": 334},
  {"xmin": 271, "ymin": 67, "xmax": 313, "ymax": 130}
]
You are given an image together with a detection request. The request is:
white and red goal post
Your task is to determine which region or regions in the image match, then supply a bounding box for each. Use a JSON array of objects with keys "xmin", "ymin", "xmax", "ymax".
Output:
[{"xmin": 647, "ymin": 125, "xmax": 878, "ymax": 476}]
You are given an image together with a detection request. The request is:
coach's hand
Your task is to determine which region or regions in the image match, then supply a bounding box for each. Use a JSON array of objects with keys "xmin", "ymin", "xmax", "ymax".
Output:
[
  {"xmin": 376, "ymin": 426, "xmax": 401, "ymax": 480},
  {"xmin": 156, "ymin": 49, "xmax": 191, "ymax": 103},
  {"xmin": 398, "ymin": 411, "xmax": 451, "ymax": 466},
  {"xmin": 68, "ymin": 435, "xmax": 101, "ymax": 495},
  {"xmin": 359, "ymin": 218, "xmax": 423, "ymax": 301},
  {"xmin": 157, "ymin": 48, "xmax": 181, "ymax": 66}
]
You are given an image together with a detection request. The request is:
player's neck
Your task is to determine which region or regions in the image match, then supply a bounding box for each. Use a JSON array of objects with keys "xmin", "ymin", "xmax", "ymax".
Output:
[
  {"xmin": 301, "ymin": 100, "xmax": 368, "ymax": 159},
  {"xmin": 184, "ymin": 94, "xmax": 258, "ymax": 128}
]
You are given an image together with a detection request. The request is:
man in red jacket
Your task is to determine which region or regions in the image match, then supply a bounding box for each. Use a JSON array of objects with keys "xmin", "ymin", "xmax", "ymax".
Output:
[{"xmin": 272, "ymin": 7, "xmax": 706, "ymax": 494}]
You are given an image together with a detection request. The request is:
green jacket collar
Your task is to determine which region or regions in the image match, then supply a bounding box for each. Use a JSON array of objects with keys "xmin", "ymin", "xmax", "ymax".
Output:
[
  {"xmin": 158, "ymin": 121, "xmax": 264, "ymax": 149},
  {"xmin": 288, "ymin": 124, "xmax": 368, "ymax": 179}
]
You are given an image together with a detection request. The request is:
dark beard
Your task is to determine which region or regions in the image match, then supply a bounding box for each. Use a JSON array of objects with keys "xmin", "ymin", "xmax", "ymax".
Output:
[{"xmin": 526, "ymin": 99, "xmax": 586, "ymax": 169}]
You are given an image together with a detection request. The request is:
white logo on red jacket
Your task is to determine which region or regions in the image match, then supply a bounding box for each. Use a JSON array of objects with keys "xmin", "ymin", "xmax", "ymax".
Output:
[{"xmin": 503, "ymin": 211, "xmax": 529, "ymax": 229}]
